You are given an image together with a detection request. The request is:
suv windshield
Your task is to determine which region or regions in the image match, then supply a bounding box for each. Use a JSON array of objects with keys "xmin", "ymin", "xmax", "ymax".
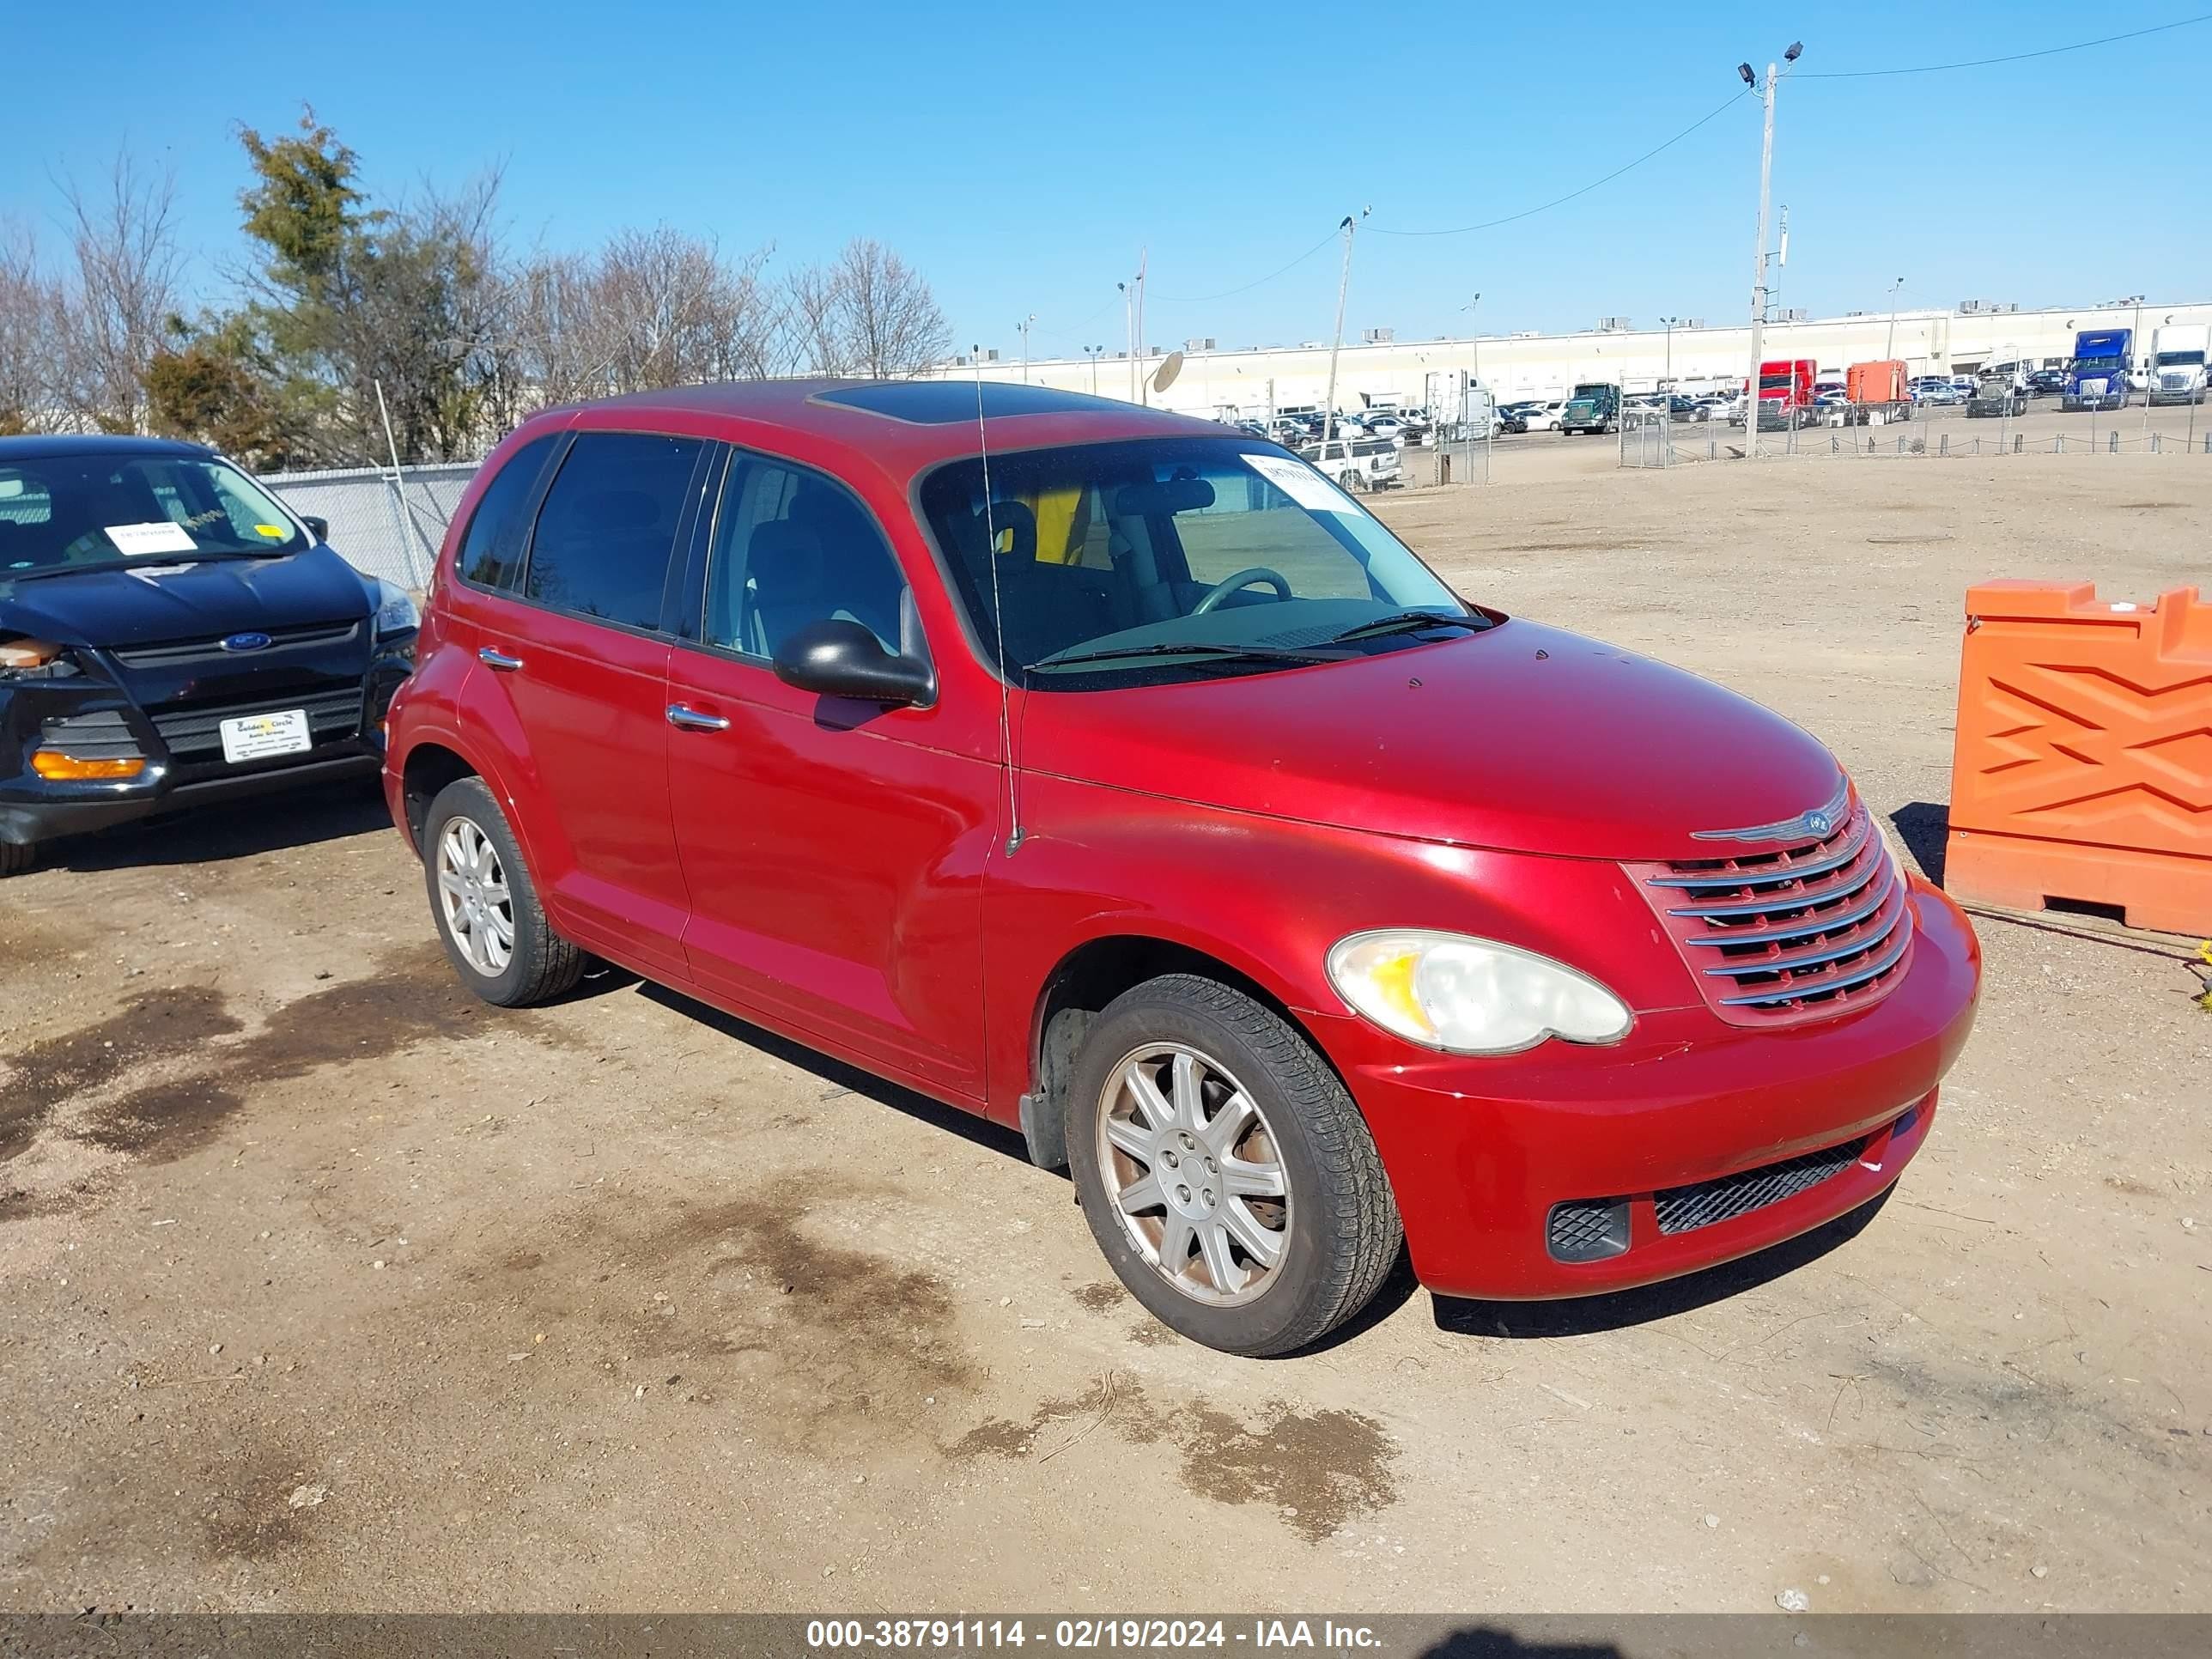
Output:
[
  {"xmin": 918, "ymin": 437, "xmax": 1480, "ymax": 688},
  {"xmin": 0, "ymin": 452, "xmax": 308, "ymax": 577}
]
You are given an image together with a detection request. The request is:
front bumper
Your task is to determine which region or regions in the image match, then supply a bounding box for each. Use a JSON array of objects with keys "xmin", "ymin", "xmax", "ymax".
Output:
[
  {"xmin": 1312, "ymin": 878, "xmax": 1981, "ymax": 1300},
  {"xmin": 0, "ymin": 654, "xmax": 410, "ymax": 848}
]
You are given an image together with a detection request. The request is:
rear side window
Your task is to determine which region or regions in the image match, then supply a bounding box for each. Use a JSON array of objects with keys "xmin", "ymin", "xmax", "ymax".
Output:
[
  {"xmin": 456, "ymin": 435, "xmax": 558, "ymax": 591},
  {"xmin": 522, "ymin": 432, "xmax": 703, "ymax": 630}
]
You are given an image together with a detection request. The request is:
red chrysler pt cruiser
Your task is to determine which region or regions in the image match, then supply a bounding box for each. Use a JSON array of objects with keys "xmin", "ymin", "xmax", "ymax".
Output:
[{"xmin": 382, "ymin": 380, "xmax": 1980, "ymax": 1355}]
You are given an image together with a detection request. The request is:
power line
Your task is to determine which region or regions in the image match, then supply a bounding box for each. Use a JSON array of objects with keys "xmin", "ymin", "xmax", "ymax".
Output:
[
  {"xmin": 1151, "ymin": 226, "xmax": 1342, "ymax": 306},
  {"xmin": 1369, "ymin": 88, "xmax": 1753, "ymax": 238},
  {"xmin": 1799, "ymin": 12, "xmax": 2212, "ymax": 78}
]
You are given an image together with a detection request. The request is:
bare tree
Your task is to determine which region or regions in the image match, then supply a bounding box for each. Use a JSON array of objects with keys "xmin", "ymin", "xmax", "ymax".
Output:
[
  {"xmin": 504, "ymin": 227, "xmax": 777, "ymax": 408},
  {"xmin": 779, "ymin": 260, "xmax": 848, "ymax": 376},
  {"xmin": 52, "ymin": 156, "xmax": 182, "ymax": 432},
  {"xmin": 829, "ymin": 238, "xmax": 949, "ymax": 379},
  {"xmin": 0, "ymin": 220, "xmax": 61, "ymax": 432}
]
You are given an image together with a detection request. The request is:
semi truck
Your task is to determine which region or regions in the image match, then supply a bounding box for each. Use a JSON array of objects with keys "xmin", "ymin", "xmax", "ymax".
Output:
[
  {"xmin": 1559, "ymin": 381, "xmax": 1620, "ymax": 435},
  {"xmin": 1752, "ymin": 358, "xmax": 1816, "ymax": 429},
  {"xmin": 2062, "ymin": 328, "xmax": 2133, "ymax": 412},
  {"xmin": 1835, "ymin": 359, "xmax": 1912, "ymax": 426},
  {"xmin": 2149, "ymin": 324, "xmax": 2209, "ymax": 405}
]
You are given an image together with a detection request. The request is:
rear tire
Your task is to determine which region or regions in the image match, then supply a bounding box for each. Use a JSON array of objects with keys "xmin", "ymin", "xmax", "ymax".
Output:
[
  {"xmin": 1066, "ymin": 974, "xmax": 1401, "ymax": 1357},
  {"xmin": 0, "ymin": 842, "xmax": 36, "ymax": 878},
  {"xmin": 421, "ymin": 776, "xmax": 584, "ymax": 1007}
]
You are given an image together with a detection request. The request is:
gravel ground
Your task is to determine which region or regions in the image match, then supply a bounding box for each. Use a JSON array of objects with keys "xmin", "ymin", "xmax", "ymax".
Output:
[{"xmin": 1, "ymin": 454, "xmax": 2207, "ymax": 1615}]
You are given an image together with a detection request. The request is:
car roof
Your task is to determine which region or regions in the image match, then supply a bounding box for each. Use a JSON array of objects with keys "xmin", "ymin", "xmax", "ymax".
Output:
[
  {"xmin": 0, "ymin": 433, "xmax": 216, "ymax": 462},
  {"xmin": 524, "ymin": 377, "xmax": 1230, "ymax": 488}
]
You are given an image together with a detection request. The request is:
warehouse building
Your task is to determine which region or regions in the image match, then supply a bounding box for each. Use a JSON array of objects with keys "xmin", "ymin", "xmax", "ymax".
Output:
[{"xmin": 927, "ymin": 297, "xmax": 2212, "ymax": 419}]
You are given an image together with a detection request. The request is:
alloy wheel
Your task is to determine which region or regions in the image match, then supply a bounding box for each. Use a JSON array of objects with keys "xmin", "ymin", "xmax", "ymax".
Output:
[
  {"xmin": 1097, "ymin": 1043, "xmax": 1291, "ymax": 1305},
  {"xmin": 435, "ymin": 815, "xmax": 514, "ymax": 977}
]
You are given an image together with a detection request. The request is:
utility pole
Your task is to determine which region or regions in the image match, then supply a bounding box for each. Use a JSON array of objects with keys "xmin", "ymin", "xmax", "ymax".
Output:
[
  {"xmin": 1018, "ymin": 314, "xmax": 1036, "ymax": 381},
  {"xmin": 1464, "ymin": 292, "xmax": 1482, "ymax": 390},
  {"xmin": 1662, "ymin": 316, "xmax": 1676, "ymax": 387},
  {"xmin": 1322, "ymin": 209, "xmax": 1369, "ymax": 446},
  {"xmin": 1134, "ymin": 249, "xmax": 1149, "ymax": 404},
  {"xmin": 1739, "ymin": 45, "xmax": 1798, "ymax": 447},
  {"xmin": 1118, "ymin": 283, "xmax": 1134, "ymax": 402},
  {"xmin": 1884, "ymin": 276, "xmax": 1905, "ymax": 361}
]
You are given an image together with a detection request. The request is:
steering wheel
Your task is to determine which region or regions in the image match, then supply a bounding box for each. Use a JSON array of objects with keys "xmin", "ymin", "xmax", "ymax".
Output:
[{"xmin": 1191, "ymin": 567, "xmax": 1292, "ymax": 615}]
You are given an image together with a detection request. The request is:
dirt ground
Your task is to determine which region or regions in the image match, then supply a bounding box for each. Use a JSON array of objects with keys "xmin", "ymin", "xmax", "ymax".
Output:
[{"xmin": 2, "ymin": 454, "xmax": 2207, "ymax": 1616}]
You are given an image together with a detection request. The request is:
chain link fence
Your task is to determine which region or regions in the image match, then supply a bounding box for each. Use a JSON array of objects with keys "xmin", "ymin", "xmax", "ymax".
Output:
[{"xmin": 261, "ymin": 462, "xmax": 482, "ymax": 592}]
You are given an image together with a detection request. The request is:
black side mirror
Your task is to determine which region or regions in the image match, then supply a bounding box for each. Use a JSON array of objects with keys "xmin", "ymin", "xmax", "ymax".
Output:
[
  {"xmin": 771, "ymin": 617, "xmax": 933, "ymax": 707},
  {"xmin": 301, "ymin": 514, "xmax": 330, "ymax": 541}
]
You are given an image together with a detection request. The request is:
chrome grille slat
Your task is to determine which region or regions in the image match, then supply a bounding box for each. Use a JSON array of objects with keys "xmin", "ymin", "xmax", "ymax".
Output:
[
  {"xmin": 1645, "ymin": 815, "xmax": 1873, "ymax": 890},
  {"xmin": 1717, "ymin": 922, "xmax": 1913, "ymax": 1007},
  {"xmin": 1629, "ymin": 798, "xmax": 1914, "ymax": 1027},
  {"xmin": 1666, "ymin": 847, "xmax": 1883, "ymax": 920},
  {"xmin": 1683, "ymin": 862, "xmax": 1899, "ymax": 949},
  {"xmin": 112, "ymin": 619, "xmax": 362, "ymax": 668}
]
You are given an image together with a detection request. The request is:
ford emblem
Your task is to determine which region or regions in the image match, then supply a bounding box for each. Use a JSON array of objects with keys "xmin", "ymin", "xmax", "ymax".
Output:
[{"xmin": 221, "ymin": 631, "xmax": 273, "ymax": 653}]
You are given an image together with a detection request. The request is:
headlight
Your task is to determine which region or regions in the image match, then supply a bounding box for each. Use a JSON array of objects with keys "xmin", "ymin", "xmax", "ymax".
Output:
[
  {"xmin": 370, "ymin": 580, "xmax": 419, "ymax": 638},
  {"xmin": 1327, "ymin": 929, "xmax": 1633, "ymax": 1055},
  {"xmin": 1, "ymin": 637, "xmax": 63, "ymax": 671}
]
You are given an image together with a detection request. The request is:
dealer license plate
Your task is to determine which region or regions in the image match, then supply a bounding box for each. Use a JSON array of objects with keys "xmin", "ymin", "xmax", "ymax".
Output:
[{"xmin": 218, "ymin": 708, "xmax": 313, "ymax": 763}]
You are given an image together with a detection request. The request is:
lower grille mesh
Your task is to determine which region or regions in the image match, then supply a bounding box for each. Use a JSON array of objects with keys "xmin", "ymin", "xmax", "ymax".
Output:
[
  {"xmin": 1654, "ymin": 1136, "xmax": 1869, "ymax": 1236},
  {"xmin": 1547, "ymin": 1198, "xmax": 1630, "ymax": 1262}
]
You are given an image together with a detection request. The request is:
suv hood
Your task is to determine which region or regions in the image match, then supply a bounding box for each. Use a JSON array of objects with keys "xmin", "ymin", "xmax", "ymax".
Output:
[
  {"xmin": 0, "ymin": 547, "xmax": 371, "ymax": 649},
  {"xmin": 1020, "ymin": 619, "xmax": 1844, "ymax": 861}
]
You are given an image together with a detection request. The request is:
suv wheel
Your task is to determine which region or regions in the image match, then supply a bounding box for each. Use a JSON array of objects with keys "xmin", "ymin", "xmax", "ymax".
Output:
[
  {"xmin": 1066, "ymin": 974, "xmax": 1401, "ymax": 1357},
  {"xmin": 421, "ymin": 776, "xmax": 585, "ymax": 1007},
  {"xmin": 0, "ymin": 842, "xmax": 35, "ymax": 878}
]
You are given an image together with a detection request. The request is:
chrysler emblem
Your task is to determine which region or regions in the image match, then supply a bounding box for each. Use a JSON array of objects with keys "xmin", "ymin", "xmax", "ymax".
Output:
[{"xmin": 1692, "ymin": 780, "xmax": 1850, "ymax": 843}]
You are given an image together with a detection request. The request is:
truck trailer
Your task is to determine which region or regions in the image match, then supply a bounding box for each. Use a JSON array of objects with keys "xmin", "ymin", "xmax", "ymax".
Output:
[
  {"xmin": 2063, "ymin": 328, "xmax": 2133, "ymax": 412},
  {"xmin": 1834, "ymin": 359, "xmax": 1912, "ymax": 426},
  {"xmin": 2149, "ymin": 325, "xmax": 2209, "ymax": 405}
]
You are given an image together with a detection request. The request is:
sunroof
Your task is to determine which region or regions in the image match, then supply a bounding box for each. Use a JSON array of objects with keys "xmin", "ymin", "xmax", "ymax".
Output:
[{"xmin": 811, "ymin": 381, "xmax": 1109, "ymax": 423}]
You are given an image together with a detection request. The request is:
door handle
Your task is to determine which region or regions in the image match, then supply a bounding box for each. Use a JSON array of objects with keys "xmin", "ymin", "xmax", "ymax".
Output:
[
  {"xmin": 478, "ymin": 647, "xmax": 524, "ymax": 671},
  {"xmin": 665, "ymin": 703, "xmax": 730, "ymax": 732}
]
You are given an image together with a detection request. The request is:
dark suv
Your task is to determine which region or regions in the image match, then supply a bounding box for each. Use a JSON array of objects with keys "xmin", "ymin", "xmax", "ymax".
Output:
[{"xmin": 0, "ymin": 435, "xmax": 419, "ymax": 872}]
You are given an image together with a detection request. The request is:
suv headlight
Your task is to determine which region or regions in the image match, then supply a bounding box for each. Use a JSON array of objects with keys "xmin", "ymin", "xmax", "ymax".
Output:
[
  {"xmin": 370, "ymin": 580, "xmax": 419, "ymax": 639},
  {"xmin": 1327, "ymin": 929, "xmax": 1632, "ymax": 1055}
]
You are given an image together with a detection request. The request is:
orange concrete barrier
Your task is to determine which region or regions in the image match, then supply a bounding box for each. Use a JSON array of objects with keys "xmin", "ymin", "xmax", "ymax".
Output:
[{"xmin": 1946, "ymin": 580, "xmax": 2212, "ymax": 934}]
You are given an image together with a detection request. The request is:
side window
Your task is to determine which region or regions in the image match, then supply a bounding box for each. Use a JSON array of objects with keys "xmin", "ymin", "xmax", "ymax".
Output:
[
  {"xmin": 523, "ymin": 432, "xmax": 702, "ymax": 629},
  {"xmin": 457, "ymin": 434, "xmax": 559, "ymax": 591},
  {"xmin": 702, "ymin": 453, "xmax": 912, "ymax": 659}
]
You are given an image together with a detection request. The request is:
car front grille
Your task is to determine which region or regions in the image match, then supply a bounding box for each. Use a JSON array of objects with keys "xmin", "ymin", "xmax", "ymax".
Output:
[
  {"xmin": 1653, "ymin": 1134, "xmax": 1871, "ymax": 1236},
  {"xmin": 149, "ymin": 686, "xmax": 364, "ymax": 759},
  {"xmin": 1546, "ymin": 1198, "xmax": 1630, "ymax": 1263},
  {"xmin": 112, "ymin": 619, "xmax": 362, "ymax": 669},
  {"xmin": 1627, "ymin": 798, "xmax": 1913, "ymax": 1026}
]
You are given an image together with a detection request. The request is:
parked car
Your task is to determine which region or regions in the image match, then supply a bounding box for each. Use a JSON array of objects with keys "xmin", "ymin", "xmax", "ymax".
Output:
[
  {"xmin": 1691, "ymin": 396, "xmax": 1735, "ymax": 422},
  {"xmin": 1497, "ymin": 409, "xmax": 1530, "ymax": 435},
  {"xmin": 2025, "ymin": 368, "xmax": 2069, "ymax": 397},
  {"xmin": 1518, "ymin": 400, "xmax": 1567, "ymax": 432},
  {"xmin": 1911, "ymin": 382, "xmax": 1965, "ymax": 405},
  {"xmin": 383, "ymin": 380, "xmax": 1980, "ymax": 1357},
  {"xmin": 0, "ymin": 435, "xmax": 418, "ymax": 876},
  {"xmin": 1299, "ymin": 436, "xmax": 1404, "ymax": 489}
]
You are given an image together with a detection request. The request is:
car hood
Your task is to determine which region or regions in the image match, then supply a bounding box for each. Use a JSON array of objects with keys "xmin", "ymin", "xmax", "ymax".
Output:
[
  {"xmin": 1019, "ymin": 618, "xmax": 1844, "ymax": 861},
  {"xmin": 0, "ymin": 548, "xmax": 371, "ymax": 648}
]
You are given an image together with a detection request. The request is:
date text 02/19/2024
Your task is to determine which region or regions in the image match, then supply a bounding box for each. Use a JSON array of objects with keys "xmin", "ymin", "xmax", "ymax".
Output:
[{"xmin": 802, "ymin": 1620, "xmax": 1382, "ymax": 1650}]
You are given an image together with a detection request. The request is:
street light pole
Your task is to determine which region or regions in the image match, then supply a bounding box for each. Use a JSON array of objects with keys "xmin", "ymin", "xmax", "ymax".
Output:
[
  {"xmin": 1661, "ymin": 316, "xmax": 1676, "ymax": 387},
  {"xmin": 1462, "ymin": 292, "xmax": 1482, "ymax": 392},
  {"xmin": 1321, "ymin": 209, "xmax": 1368, "ymax": 446},
  {"xmin": 1884, "ymin": 276, "xmax": 1905, "ymax": 361},
  {"xmin": 1018, "ymin": 314, "xmax": 1036, "ymax": 382},
  {"xmin": 1738, "ymin": 46, "xmax": 1798, "ymax": 447}
]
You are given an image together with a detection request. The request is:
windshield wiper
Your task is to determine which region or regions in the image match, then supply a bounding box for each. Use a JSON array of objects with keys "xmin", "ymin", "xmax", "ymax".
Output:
[
  {"xmin": 1028, "ymin": 640, "xmax": 1343, "ymax": 672},
  {"xmin": 1324, "ymin": 610, "xmax": 1490, "ymax": 645},
  {"xmin": 2, "ymin": 550, "xmax": 278, "ymax": 584}
]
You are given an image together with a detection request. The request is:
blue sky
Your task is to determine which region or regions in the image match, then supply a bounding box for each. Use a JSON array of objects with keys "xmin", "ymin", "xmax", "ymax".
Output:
[{"xmin": 5, "ymin": 2, "xmax": 2207, "ymax": 359}]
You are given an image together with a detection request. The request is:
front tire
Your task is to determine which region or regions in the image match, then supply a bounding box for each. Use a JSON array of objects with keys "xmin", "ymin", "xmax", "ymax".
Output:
[
  {"xmin": 0, "ymin": 842, "xmax": 35, "ymax": 878},
  {"xmin": 1066, "ymin": 975, "xmax": 1401, "ymax": 1357},
  {"xmin": 421, "ymin": 776, "xmax": 584, "ymax": 1007}
]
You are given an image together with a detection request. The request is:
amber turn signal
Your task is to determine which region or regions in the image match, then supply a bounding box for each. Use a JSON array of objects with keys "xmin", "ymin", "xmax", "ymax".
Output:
[
  {"xmin": 0, "ymin": 637, "xmax": 63, "ymax": 670},
  {"xmin": 30, "ymin": 752, "xmax": 145, "ymax": 781}
]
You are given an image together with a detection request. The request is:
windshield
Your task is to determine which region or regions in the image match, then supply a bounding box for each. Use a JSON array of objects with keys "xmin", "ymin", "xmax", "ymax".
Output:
[
  {"xmin": 0, "ymin": 452, "xmax": 308, "ymax": 577},
  {"xmin": 2156, "ymin": 350, "xmax": 2206, "ymax": 367},
  {"xmin": 917, "ymin": 437, "xmax": 1475, "ymax": 689}
]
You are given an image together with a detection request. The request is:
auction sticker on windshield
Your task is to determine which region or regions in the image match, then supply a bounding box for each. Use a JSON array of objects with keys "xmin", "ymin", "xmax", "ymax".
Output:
[
  {"xmin": 219, "ymin": 708, "xmax": 312, "ymax": 764},
  {"xmin": 105, "ymin": 521, "xmax": 198, "ymax": 556},
  {"xmin": 1242, "ymin": 453, "xmax": 1362, "ymax": 514}
]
